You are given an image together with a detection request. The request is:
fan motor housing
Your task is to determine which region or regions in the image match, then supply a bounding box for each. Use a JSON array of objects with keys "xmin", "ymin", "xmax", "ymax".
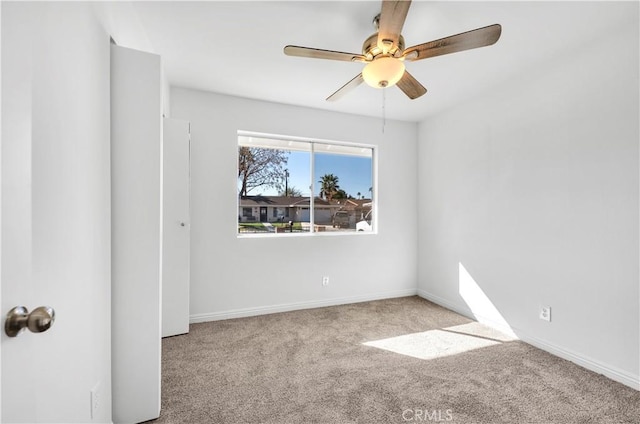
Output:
[{"xmin": 362, "ymin": 33, "xmax": 405, "ymax": 59}]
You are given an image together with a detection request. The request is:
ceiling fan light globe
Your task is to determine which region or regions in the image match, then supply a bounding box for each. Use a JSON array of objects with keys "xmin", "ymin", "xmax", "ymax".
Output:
[{"xmin": 362, "ymin": 57, "xmax": 405, "ymax": 89}]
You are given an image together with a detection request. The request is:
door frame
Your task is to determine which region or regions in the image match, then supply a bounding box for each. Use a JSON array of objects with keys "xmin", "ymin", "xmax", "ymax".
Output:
[{"xmin": 259, "ymin": 206, "xmax": 268, "ymax": 222}]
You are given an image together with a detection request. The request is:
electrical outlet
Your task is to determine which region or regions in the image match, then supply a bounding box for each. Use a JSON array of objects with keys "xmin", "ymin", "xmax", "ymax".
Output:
[
  {"xmin": 539, "ymin": 306, "xmax": 551, "ymax": 322},
  {"xmin": 322, "ymin": 276, "xmax": 329, "ymax": 286},
  {"xmin": 90, "ymin": 382, "xmax": 101, "ymax": 420}
]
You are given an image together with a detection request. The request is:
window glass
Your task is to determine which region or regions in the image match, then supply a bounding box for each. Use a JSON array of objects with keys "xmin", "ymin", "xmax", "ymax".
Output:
[
  {"xmin": 238, "ymin": 134, "xmax": 374, "ymax": 236},
  {"xmin": 314, "ymin": 143, "xmax": 373, "ymax": 233}
]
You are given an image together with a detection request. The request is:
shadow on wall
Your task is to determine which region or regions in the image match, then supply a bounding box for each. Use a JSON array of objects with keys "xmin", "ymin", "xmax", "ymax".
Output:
[{"xmin": 458, "ymin": 262, "xmax": 517, "ymax": 339}]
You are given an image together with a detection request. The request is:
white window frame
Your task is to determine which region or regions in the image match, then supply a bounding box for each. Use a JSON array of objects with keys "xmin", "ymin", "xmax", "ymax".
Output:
[{"xmin": 237, "ymin": 130, "xmax": 377, "ymax": 237}]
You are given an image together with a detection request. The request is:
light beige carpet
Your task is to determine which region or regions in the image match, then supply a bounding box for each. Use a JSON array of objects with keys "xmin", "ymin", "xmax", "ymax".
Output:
[{"xmin": 151, "ymin": 296, "xmax": 639, "ymax": 423}]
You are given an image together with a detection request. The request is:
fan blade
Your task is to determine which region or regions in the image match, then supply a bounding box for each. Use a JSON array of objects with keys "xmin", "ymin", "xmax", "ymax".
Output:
[
  {"xmin": 377, "ymin": 0, "xmax": 412, "ymax": 52},
  {"xmin": 396, "ymin": 70, "xmax": 427, "ymax": 99},
  {"xmin": 284, "ymin": 45, "xmax": 366, "ymax": 62},
  {"xmin": 403, "ymin": 24, "xmax": 502, "ymax": 61},
  {"xmin": 326, "ymin": 74, "xmax": 364, "ymax": 102}
]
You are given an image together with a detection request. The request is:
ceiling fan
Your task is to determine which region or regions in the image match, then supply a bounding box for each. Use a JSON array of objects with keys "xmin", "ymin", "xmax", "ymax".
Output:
[{"xmin": 284, "ymin": 0, "xmax": 501, "ymax": 101}]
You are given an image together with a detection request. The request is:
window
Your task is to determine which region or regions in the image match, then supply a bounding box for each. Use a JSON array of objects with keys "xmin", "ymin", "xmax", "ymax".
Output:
[{"xmin": 237, "ymin": 133, "xmax": 374, "ymax": 236}]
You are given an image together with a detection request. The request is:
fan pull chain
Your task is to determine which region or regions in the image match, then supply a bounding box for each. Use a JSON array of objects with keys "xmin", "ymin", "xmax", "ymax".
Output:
[{"xmin": 382, "ymin": 88, "xmax": 386, "ymax": 134}]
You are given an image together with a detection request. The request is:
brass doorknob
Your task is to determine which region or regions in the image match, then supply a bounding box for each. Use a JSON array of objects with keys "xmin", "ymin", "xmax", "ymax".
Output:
[{"xmin": 5, "ymin": 306, "xmax": 55, "ymax": 337}]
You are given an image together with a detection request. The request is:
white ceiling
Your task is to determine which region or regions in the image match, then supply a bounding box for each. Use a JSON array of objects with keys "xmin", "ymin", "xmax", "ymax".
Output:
[{"xmin": 127, "ymin": 1, "xmax": 634, "ymax": 123}]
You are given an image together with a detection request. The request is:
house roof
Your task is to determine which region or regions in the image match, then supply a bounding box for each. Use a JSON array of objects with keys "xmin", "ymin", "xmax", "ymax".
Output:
[
  {"xmin": 240, "ymin": 196, "xmax": 335, "ymax": 208},
  {"xmin": 333, "ymin": 198, "xmax": 372, "ymax": 209}
]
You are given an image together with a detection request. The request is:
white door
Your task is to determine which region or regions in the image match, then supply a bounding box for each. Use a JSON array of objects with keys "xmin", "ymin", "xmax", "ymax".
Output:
[
  {"xmin": 111, "ymin": 44, "xmax": 162, "ymax": 423},
  {"xmin": 162, "ymin": 119, "xmax": 191, "ymax": 337},
  {"xmin": 1, "ymin": 2, "xmax": 112, "ymax": 423}
]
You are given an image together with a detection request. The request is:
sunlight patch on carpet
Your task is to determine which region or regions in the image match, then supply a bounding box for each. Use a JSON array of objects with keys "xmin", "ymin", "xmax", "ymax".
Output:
[{"xmin": 362, "ymin": 321, "xmax": 517, "ymax": 360}]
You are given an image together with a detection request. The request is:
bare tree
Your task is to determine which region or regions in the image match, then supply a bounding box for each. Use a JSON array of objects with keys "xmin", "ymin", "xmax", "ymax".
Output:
[
  {"xmin": 238, "ymin": 147, "xmax": 288, "ymax": 196},
  {"xmin": 279, "ymin": 186, "xmax": 303, "ymax": 197}
]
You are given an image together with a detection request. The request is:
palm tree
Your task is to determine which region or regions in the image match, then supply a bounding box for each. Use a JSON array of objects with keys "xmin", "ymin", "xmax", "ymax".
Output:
[{"xmin": 318, "ymin": 174, "xmax": 340, "ymax": 201}]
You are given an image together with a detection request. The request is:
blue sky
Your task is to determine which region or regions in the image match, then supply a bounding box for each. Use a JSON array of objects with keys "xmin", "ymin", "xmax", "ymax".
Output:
[{"xmin": 258, "ymin": 151, "xmax": 372, "ymax": 198}]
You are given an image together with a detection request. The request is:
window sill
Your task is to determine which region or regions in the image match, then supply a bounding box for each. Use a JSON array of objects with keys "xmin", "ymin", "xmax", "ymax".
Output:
[{"xmin": 237, "ymin": 230, "xmax": 377, "ymax": 239}]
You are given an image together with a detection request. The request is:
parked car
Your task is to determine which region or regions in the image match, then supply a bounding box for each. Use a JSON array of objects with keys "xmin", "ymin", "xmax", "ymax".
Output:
[
  {"xmin": 332, "ymin": 211, "xmax": 350, "ymax": 228},
  {"xmin": 356, "ymin": 210, "xmax": 373, "ymax": 232}
]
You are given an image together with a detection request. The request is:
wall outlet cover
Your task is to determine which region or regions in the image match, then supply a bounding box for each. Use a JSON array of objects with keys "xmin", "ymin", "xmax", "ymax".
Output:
[
  {"xmin": 90, "ymin": 382, "xmax": 101, "ymax": 420},
  {"xmin": 540, "ymin": 306, "xmax": 551, "ymax": 322}
]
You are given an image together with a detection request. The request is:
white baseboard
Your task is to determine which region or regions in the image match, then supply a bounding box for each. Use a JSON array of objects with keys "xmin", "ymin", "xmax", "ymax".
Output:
[
  {"xmin": 417, "ymin": 289, "xmax": 640, "ymax": 391},
  {"xmin": 518, "ymin": 332, "xmax": 639, "ymax": 390},
  {"xmin": 190, "ymin": 288, "xmax": 418, "ymax": 323}
]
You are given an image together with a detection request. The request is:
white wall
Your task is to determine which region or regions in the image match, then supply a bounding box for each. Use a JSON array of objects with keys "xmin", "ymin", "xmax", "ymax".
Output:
[
  {"xmin": 111, "ymin": 45, "xmax": 162, "ymax": 423},
  {"xmin": 171, "ymin": 89, "xmax": 418, "ymax": 320},
  {"xmin": 417, "ymin": 11, "xmax": 639, "ymax": 389},
  {"xmin": 1, "ymin": 2, "xmax": 112, "ymax": 422}
]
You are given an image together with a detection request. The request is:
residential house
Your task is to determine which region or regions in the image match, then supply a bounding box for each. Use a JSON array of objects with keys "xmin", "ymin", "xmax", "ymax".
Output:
[
  {"xmin": 333, "ymin": 198, "xmax": 372, "ymax": 221},
  {"xmin": 238, "ymin": 195, "xmax": 371, "ymax": 225},
  {"xmin": 238, "ymin": 195, "xmax": 340, "ymax": 224}
]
